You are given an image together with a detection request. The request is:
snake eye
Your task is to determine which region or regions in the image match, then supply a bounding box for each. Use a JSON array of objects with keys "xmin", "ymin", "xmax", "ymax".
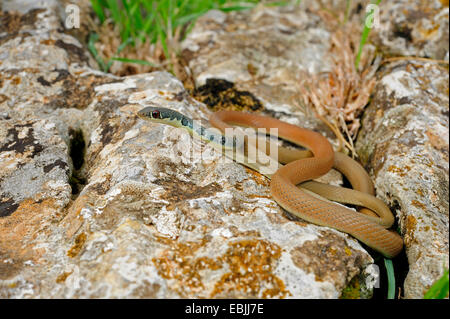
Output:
[{"xmin": 152, "ymin": 110, "xmax": 161, "ymax": 118}]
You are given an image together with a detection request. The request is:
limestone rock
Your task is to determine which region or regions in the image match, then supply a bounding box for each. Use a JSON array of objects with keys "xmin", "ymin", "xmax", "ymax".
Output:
[
  {"xmin": 355, "ymin": 60, "xmax": 449, "ymax": 299},
  {"xmin": 4, "ymin": 0, "xmax": 447, "ymax": 300},
  {"xmin": 57, "ymin": 72, "xmax": 373, "ymax": 298},
  {"xmin": 371, "ymin": 0, "xmax": 449, "ymax": 61},
  {"xmin": 0, "ymin": 1, "xmax": 376, "ymax": 298},
  {"xmin": 182, "ymin": 5, "xmax": 335, "ymax": 135}
]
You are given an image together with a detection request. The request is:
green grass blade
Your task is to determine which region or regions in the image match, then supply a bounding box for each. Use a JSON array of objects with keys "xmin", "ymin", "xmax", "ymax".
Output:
[
  {"xmin": 90, "ymin": 0, "xmax": 106, "ymax": 23},
  {"xmin": 129, "ymin": 1, "xmax": 144, "ymax": 32},
  {"xmin": 220, "ymin": 4, "xmax": 256, "ymax": 12},
  {"xmin": 344, "ymin": 0, "xmax": 352, "ymax": 23},
  {"xmin": 88, "ymin": 33, "xmax": 110, "ymax": 72},
  {"xmin": 121, "ymin": 0, "xmax": 130, "ymax": 12},
  {"xmin": 121, "ymin": 0, "xmax": 134, "ymax": 38},
  {"xmin": 355, "ymin": 0, "xmax": 381, "ymax": 70},
  {"xmin": 90, "ymin": 0, "xmax": 287, "ymax": 71},
  {"xmin": 265, "ymin": 1, "xmax": 291, "ymax": 7},
  {"xmin": 110, "ymin": 57, "xmax": 160, "ymax": 67},
  {"xmin": 175, "ymin": 0, "xmax": 191, "ymax": 19},
  {"xmin": 105, "ymin": 0, "xmax": 122, "ymax": 24},
  {"xmin": 141, "ymin": 4, "xmax": 157, "ymax": 42},
  {"xmin": 173, "ymin": 11, "xmax": 207, "ymax": 27},
  {"xmin": 384, "ymin": 258, "xmax": 396, "ymax": 299},
  {"xmin": 116, "ymin": 37, "xmax": 133, "ymax": 54},
  {"xmin": 158, "ymin": 12, "xmax": 169, "ymax": 54},
  {"xmin": 424, "ymin": 269, "xmax": 449, "ymax": 299}
]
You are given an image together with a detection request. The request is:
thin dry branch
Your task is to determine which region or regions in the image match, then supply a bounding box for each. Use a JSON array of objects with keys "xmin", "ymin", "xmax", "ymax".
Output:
[
  {"xmin": 298, "ymin": 12, "xmax": 379, "ymax": 157},
  {"xmin": 86, "ymin": 17, "xmax": 167, "ymax": 76}
]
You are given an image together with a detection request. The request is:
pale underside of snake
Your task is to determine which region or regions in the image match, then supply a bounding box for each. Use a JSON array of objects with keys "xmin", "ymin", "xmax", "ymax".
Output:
[{"xmin": 137, "ymin": 106, "xmax": 403, "ymax": 258}]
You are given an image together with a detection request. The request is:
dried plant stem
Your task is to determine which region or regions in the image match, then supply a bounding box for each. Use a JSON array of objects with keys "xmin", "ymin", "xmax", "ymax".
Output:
[
  {"xmin": 297, "ymin": 10, "xmax": 379, "ymax": 157},
  {"xmin": 381, "ymin": 56, "xmax": 449, "ymax": 65}
]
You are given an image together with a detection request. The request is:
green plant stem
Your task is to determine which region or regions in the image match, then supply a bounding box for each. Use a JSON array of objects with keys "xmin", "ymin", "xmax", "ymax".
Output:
[
  {"xmin": 344, "ymin": 0, "xmax": 352, "ymax": 24},
  {"xmin": 384, "ymin": 258, "xmax": 396, "ymax": 299},
  {"xmin": 355, "ymin": 0, "xmax": 381, "ymax": 70},
  {"xmin": 424, "ymin": 269, "xmax": 449, "ymax": 299}
]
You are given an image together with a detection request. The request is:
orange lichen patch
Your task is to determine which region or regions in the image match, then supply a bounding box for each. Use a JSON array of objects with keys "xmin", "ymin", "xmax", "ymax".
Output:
[
  {"xmin": 67, "ymin": 232, "xmax": 87, "ymax": 258},
  {"xmin": 0, "ymin": 198, "xmax": 58, "ymax": 275},
  {"xmin": 417, "ymin": 21, "xmax": 441, "ymax": 39},
  {"xmin": 40, "ymin": 39, "xmax": 56, "ymax": 46},
  {"xmin": 211, "ymin": 240, "xmax": 289, "ymax": 298},
  {"xmin": 344, "ymin": 247, "xmax": 353, "ymax": 256},
  {"xmin": 152, "ymin": 237, "xmax": 223, "ymax": 297},
  {"xmin": 10, "ymin": 76, "xmax": 21, "ymax": 85},
  {"xmin": 387, "ymin": 165, "xmax": 411, "ymax": 176},
  {"xmin": 242, "ymin": 167, "xmax": 270, "ymax": 187},
  {"xmin": 7, "ymin": 282, "xmax": 17, "ymax": 289},
  {"xmin": 403, "ymin": 215, "xmax": 418, "ymax": 246},
  {"xmin": 290, "ymin": 231, "xmax": 368, "ymax": 288},
  {"xmin": 152, "ymin": 236, "xmax": 288, "ymax": 298},
  {"xmin": 247, "ymin": 63, "xmax": 258, "ymax": 76},
  {"xmin": 56, "ymin": 271, "xmax": 73, "ymax": 283},
  {"xmin": 411, "ymin": 199, "xmax": 427, "ymax": 210}
]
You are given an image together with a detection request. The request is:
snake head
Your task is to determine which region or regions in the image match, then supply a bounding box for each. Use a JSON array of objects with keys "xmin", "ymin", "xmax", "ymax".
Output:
[
  {"xmin": 137, "ymin": 106, "xmax": 163, "ymax": 120},
  {"xmin": 137, "ymin": 107, "xmax": 187, "ymax": 128}
]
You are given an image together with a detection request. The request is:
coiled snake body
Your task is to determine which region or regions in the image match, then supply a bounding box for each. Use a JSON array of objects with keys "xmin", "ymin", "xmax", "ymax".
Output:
[{"xmin": 137, "ymin": 107, "xmax": 403, "ymax": 258}]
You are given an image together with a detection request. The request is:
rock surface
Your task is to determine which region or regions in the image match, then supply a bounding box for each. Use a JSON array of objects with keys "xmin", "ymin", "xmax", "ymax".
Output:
[
  {"xmin": 0, "ymin": 0, "xmax": 377, "ymax": 299},
  {"xmin": 372, "ymin": 0, "xmax": 449, "ymax": 61},
  {"xmin": 356, "ymin": 59, "xmax": 449, "ymax": 299},
  {"xmin": 182, "ymin": 6, "xmax": 334, "ymax": 130},
  {"xmin": 186, "ymin": 0, "xmax": 450, "ymax": 299}
]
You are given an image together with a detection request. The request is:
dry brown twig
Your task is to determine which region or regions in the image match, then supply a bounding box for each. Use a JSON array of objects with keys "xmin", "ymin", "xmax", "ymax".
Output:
[{"xmin": 298, "ymin": 10, "xmax": 379, "ymax": 158}]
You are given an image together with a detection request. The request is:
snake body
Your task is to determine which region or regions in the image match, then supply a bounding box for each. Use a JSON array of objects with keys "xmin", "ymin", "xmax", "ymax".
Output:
[{"xmin": 138, "ymin": 107, "xmax": 403, "ymax": 258}]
